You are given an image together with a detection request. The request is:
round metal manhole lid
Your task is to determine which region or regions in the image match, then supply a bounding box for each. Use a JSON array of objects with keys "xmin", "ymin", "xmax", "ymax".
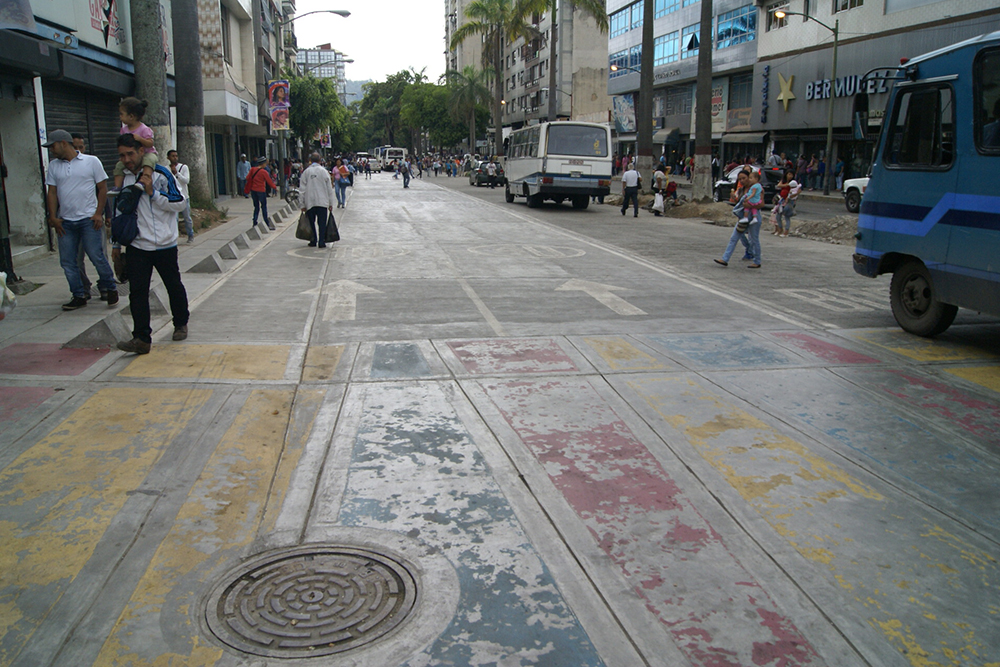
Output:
[{"xmin": 204, "ymin": 545, "xmax": 417, "ymax": 658}]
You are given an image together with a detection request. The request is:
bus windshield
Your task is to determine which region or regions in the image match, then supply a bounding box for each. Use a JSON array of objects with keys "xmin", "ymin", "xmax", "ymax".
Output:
[{"xmin": 546, "ymin": 125, "xmax": 609, "ymax": 157}]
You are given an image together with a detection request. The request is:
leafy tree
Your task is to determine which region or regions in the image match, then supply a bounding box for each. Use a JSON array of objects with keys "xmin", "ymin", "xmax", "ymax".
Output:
[
  {"xmin": 359, "ymin": 70, "xmax": 421, "ymax": 147},
  {"xmin": 288, "ymin": 75, "xmax": 348, "ymax": 149},
  {"xmin": 450, "ymin": 0, "xmax": 540, "ymax": 156},
  {"xmin": 446, "ymin": 67, "xmax": 493, "ymax": 154}
]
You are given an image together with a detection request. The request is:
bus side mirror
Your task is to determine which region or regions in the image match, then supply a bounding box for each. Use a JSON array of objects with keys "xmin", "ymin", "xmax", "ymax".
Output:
[{"xmin": 853, "ymin": 93, "xmax": 869, "ymax": 140}]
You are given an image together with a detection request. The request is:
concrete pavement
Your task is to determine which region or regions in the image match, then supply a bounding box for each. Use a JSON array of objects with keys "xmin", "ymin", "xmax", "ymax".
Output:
[{"xmin": 1, "ymin": 174, "xmax": 999, "ymax": 666}]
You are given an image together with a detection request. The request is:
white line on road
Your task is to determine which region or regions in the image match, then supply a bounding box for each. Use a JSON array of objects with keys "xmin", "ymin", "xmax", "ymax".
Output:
[{"xmin": 556, "ymin": 279, "xmax": 647, "ymax": 316}]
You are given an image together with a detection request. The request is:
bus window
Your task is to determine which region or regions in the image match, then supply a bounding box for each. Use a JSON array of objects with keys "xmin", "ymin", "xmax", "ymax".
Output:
[
  {"xmin": 885, "ymin": 86, "xmax": 954, "ymax": 169},
  {"xmin": 546, "ymin": 125, "xmax": 609, "ymax": 157},
  {"xmin": 975, "ymin": 48, "xmax": 1000, "ymax": 152}
]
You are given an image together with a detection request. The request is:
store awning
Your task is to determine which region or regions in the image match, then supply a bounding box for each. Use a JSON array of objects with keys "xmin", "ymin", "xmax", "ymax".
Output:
[
  {"xmin": 653, "ymin": 127, "xmax": 681, "ymax": 143},
  {"xmin": 721, "ymin": 132, "xmax": 767, "ymax": 144}
]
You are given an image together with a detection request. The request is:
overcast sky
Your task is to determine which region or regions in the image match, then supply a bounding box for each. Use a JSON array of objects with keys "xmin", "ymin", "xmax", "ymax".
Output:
[{"xmin": 292, "ymin": 0, "xmax": 448, "ymax": 84}]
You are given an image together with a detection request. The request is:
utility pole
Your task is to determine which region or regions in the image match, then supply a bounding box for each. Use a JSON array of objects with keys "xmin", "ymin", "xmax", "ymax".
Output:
[
  {"xmin": 129, "ymin": 0, "xmax": 171, "ymax": 163},
  {"xmin": 636, "ymin": 0, "xmax": 654, "ymax": 191},
  {"xmin": 692, "ymin": 0, "xmax": 713, "ymax": 201},
  {"xmin": 170, "ymin": 0, "xmax": 212, "ymax": 206},
  {"xmin": 547, "ymin": 0, "xmax": 559, "ymax": 122}
]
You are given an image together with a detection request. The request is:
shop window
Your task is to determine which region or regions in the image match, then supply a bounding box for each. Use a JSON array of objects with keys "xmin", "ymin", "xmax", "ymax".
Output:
[
  {"xmin": 974, "ymin": 48, "xmax": 1000, "ymax": 153},
  {"xmin": 833, "ymin": 0, "xmax": 863, "ymax": 12},
  {"xmin": 885, "ymin": 85, "xmax": 954, "ymax": 169},
  {"xmin": 655, "ymin": 0, "xmax": 679, "ymax": 18},
  {"xmin": 766, "ymin": 2, "xmax": 788, "ymax": 31},
  {"xmin": 681, "ymin": 24, "xmax": 700, "ymax": 59},
  {"xmin": 654, "ymin": 31, "xmax": 679, "ymax": 66},
  {"xmin": 717, "ymin": 5, "xmax": 756, "ymax": 49}
]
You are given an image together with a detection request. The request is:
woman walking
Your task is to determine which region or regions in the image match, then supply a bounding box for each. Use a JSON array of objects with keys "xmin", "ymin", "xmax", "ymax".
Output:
[
  {"xmin": 715, "ymin": 170, "xmax": 764, "ymax": 269},
  {"xmin": 777, "ymin": 172, "xmax": 801, "ymax": 237}
]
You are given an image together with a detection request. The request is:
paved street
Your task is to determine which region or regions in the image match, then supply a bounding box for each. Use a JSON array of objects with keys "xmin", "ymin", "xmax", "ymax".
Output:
[{"xmin": 1, "ymin": 173, "xmax": 999, "ymax": 667}]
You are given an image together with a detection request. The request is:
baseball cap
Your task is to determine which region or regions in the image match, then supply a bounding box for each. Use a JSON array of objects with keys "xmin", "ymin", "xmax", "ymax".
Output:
[{"xmin": 42, "ymin": 129, "xmax": 74, "ymax": 147}]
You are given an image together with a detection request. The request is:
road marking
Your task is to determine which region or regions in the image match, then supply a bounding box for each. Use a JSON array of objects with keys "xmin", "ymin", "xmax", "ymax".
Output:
[
  {"xmin": 117, "ymin": 344, "xmax": 290, "ymax": 380},
  {"xmin": 0, "ymin": 387, "xmax": 211, "ymax": 666},
  {"xmin": 301, "ymin": 280, "xmax": 382, "ymax": 322},
  {"xmin": 851, "ymin": 331, "xmax": 1000, "ymax": 363},
  {"xmin": 944, "ymin": 365, "xmax": 1000, "ymax": 395},
  {"xmin": 556, "ymin": 279, "xmax": 646, "ymax": 316},
  {"xmin": 446, "ymin": 338, "xmax": 578, "ymax": 374},
  {"xmin": 301, "ymin": 345, "xmax": 345, "ymax": 382},
  {"xmin": 467, "ymin": 244, "xmax": 586, "ymax": 258},
  {"xmin": 456, "ymin": 276, "xmax": 507, "ymax": 336},
  {"xmin": 580, "ymin": 336, "xmax": 672, "ymax": 371},
  {"xmin": 95, "ymin": 389, "xmax": 297, "ymax": 666},
  {"xmin": 775, "ymin": 288, "xmax": 880, "ymax": 312}
]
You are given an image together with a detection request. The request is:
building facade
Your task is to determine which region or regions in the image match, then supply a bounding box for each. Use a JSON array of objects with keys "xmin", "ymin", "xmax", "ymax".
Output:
[
  {"xmin": 445, "ymin": 0, "xmax": 484, "ymax": 76},
  {"xmin": 297, "ymin": 44, "xmax": 350, "ymax": 104}
]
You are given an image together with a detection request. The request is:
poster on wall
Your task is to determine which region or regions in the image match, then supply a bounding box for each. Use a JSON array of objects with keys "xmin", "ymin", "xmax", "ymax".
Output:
[
  {"xmin": 268, "ymin": 80, "xmax": 290, "ymax": 131},
  {"xmin": 0, "ymin": 0, "xmax": 37, "ymax": 30},
  {"xmin": 689, "ymin": 78, "xmax": 729, "ymax": 135},
  {"xmin": 612, "ymin": 94, "xmax": 636, "ymax": 133}
]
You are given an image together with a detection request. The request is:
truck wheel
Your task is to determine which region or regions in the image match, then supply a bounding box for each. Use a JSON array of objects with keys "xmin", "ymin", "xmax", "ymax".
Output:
[
  {"xmin": 571, "ymin": 195, "xmax": 589, "ymax": 209},
  {"xmin": 845, "ymin": 189, "xmax": 862, "ymax": 213},
  {"xmin": 526, "ymin": 193, "xmax": 542, "ymax": 208},
  {"xmin": 890, "ymin": 260, "xmax": 958, "ymax": 337},
  {"xmin": 505, "ymin": 184, "xmax": 515, "ymax": 203}
]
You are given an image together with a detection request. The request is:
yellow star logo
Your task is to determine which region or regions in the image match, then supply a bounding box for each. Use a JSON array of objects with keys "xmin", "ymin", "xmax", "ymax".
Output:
[{"xmin": 776, "ymin": 73, "xmax": 796, "ymax": 112}]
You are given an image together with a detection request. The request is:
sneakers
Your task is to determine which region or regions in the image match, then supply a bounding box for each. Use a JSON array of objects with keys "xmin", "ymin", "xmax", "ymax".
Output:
[
  {"xmin": 117, "ymin": 338, "xmax": 151, "ymax": 354},
  {"xmin": 172, "ymin": 325, "xmax": 188, "ymax": 341},
  {"xmin": 186, "ymin": 237, "xmax": 194, "ymax": 244},
  {"xmin": 105, "ymin": 290, "xmax": 119, "ymax": 307},
  {"xmin": 62, "ymin": 296, "xmax": 88, "ymax": 311}
]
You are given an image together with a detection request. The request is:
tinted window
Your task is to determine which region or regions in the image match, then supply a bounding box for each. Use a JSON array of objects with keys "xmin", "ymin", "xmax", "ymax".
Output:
[
  {"xmin": 975, "ymin": 48, "xmax": 1000, "ymax": 153},
  {"xmin": 884, "ymin": 85, "xmax": 954, "ymax": 169},
  {"xmin": 546, "ymin": 125, "xmax": 609, "ymax": 157}
]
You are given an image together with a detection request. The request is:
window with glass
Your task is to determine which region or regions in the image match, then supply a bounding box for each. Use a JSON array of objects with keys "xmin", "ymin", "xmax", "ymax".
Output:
[
  {"xmin": 717, "ymin": 5, "xmax": 756, "ymax": 49},
  {"xmin": 766, "ymin": 2, "xmax": 788, "ymax": 30},
  {"xmin": 833, "ymin": 0, "xmax": 863, "ymax": 12},
  {"xmin": 546, "ymin": 124, "xmax": 609, "ymax": 157},
  {"xmin": 654, "ymin": 31, "xmax": 679, "ymax": 66},
  {"xmin": 974, "ymin": 48, "xmax": 1000, "ymax": 153},
  {"xmin": 610, "ymin": 8, "xmax": 629, "ymax": 37},
  {"xmin": 682, "ymin": 0, "xmax": 698, "ymax": 6},
  {"xmin": 729, "ymin": 72, "xmax": 753, "ymax": 109},
  {"xmin": 220, "ymin": 3, "xmax": 232, "ymax": 64},
  {"xmin": 610, "ymin": 50, "xmax": 628, "ymax": 78},
  {"xmin": 655, "ymin": 0, "xmax": 680, "ymax": 18},
  {"xmin": 631, "ymin": 2, "xmax": 643, "ymax": 30},
  {"xmin": 885, "ymin": 85, "xmax": 954, "ymax": 169},
  {"xmin": 681, "ymin": 24, "xmax": 700, "ymax": 59},
  {"xmin": 664, "ymin": 84, "xmax": 692, "ymax": 115},
  {"xmin": 629, "ymin": 44, "xmax": 642, "ymax": 71}
]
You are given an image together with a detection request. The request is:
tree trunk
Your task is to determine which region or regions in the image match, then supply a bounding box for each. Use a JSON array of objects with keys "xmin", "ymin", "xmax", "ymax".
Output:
[
  {"xmin": 130, "ymin": 0, "xmax": 171, "ymax": 164},
  {"xmin": 547, "ymin": 0, "xmax": 558, "ymax": 122},
  {"xmin": 469, "ymin": 111, "xmax": 476, "ymax": 154},
  {"xmin": 692, "ymin": 0, "xmax": 714, "ymax": 201},
  {"xmin": 170, "ymin": 0, "xmax": 212, "ymax": 207},
  {"xmin": 636, "ymin": 0, "xmax": 654, "ymax": 191},
  {"xmin": 494, "ymin": 31, "xmax": 503, "ymax": 157}
]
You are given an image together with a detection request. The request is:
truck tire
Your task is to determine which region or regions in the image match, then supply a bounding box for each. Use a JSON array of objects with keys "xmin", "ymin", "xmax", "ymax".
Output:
[
  {"xmin": 526, "ymin": 193, "xmax": 543, "ymax": 208},
  {"xmin": 890, "ymin": 260, "xmax": 958, "ymax": 337},
  {"xmin": 845, "ymin": 189, "xmax": 862, "ymax": 213},
  {"xmin": 571, "ymin": 195, "xmax": 589, "ymax": 209}
]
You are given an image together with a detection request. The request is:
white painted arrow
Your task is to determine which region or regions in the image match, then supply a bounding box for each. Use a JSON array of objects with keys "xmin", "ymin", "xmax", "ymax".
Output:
[
  {"xmin": 301, "ymin": 281, "xmax": 383, "ymax": 321},
  {"xmin": 555, "ymin": 279, "xmax": 646, "ymax": 316}
]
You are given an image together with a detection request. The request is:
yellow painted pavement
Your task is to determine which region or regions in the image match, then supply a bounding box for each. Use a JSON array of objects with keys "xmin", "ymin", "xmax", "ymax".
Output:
[
  {"xmin": 853, "ymin": 331, "xmax": 999, "ymax": 363},
  {"xmin": 95, "ymin": 389, "xmax": 310, "ymax": 666},
  {"xmin": 582, "ymin": 336, "xmax": 672, "ymax": 372},
  {"xmin": 118, "ymin": 345, "xmax": 291, "ymax": 381},
  {"xmin": 943, "ymin": 366, "xmax": 1000, "ymax": 395},
  {"xmin": 627, "ymin": 375, "xmax": 1000, "ymax": 667},
  {"xmin": 301, "ymin": 345, "xmax": 345, "ymax": 382},
  {"xmin": 0, "ymin": 387, "xmax": 212, "ymax": 667}
]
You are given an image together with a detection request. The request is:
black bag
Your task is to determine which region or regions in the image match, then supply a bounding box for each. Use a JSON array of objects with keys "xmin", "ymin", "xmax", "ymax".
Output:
[
  {"xmin": 295, "ymin": 211, "xmax": 311, "ymax": 240},
  {"xmin": 326, "ymin": 213, "xmax": 339, "ymax": 243}
]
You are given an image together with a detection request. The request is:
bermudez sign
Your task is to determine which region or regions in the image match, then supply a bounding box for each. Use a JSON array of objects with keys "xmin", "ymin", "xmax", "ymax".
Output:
[{"xmin": 806, "ymin": 74, "xmax": 890, "ymax": 101}]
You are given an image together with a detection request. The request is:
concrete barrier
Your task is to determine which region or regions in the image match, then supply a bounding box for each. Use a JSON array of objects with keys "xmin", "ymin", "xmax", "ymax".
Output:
[
  {"xmin": 187, "ymin": 253, "xmax": 227, "ymax": 273},
  {"xmin": 217, "ymin": 242, "xmax": 239, "ymax": 260}
]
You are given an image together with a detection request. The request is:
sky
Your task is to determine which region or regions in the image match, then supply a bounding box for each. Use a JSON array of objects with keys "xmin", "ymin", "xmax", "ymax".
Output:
[{"xmin": 291, "ymin": 0, "xmax": 448, "ymax": 84}]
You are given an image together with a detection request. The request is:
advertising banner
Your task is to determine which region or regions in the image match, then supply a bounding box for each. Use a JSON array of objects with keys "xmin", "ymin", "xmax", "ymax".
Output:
[
  {"xmin": 612, "ymin": 94, "xmax": 636, "ymax": 133},
  {"xmin": 268, "ymin": 79, "xmax": 290, "ymax": 132}
]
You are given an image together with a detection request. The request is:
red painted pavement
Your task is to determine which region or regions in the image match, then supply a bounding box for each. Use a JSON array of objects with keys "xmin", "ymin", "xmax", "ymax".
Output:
[
  {"xmin": 773, "ymin": 333, "xmax": 879, "ymax": 365},
  {"xmin": 478, "ymin": 377, "xmax": 824, "ymax": 666},
  {"xmin": 448, "ymin": 338, "xmax": 578, "ymax": 374},
  {"xmin": 0, "ymin": 386, "xmax": 56, "ymax": 426},
  {"xmin": 0, "ymin": 344, "xmax": 109, "ymax": 376}
]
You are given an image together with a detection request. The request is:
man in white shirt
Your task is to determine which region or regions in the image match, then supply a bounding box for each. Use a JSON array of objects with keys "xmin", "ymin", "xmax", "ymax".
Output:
[
  {"xmin": 486, "ymin": 159, "xmax": 497, "ymax": 189},
  {"xmin": 299, "ymin": 153, "xmax": 336, "ymax": 248},
  {"xmin": 620, "ymin": 164, "xmax": 642, "ymax": 217},
  {"xmin": 167, "ymin": 150, "xmax": 193, "ymax": 244},
  {"xmin": 114, "ymin": 134, "xmax": 190, "ymax": 354},
  {"xmin": 44, "ymin": 129, "xmax": 118, "ymax": 310}
]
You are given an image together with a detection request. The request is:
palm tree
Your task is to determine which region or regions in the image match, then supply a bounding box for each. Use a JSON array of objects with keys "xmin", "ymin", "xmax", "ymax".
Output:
[
  {"xmin": 450, "ymin": 0, "xmax": 540, "ymax": 157},
  {"xmin": 446, "ymin": 67, "xmax": 493, "ymax": 154},
  {"xmin": 545, "ymin": 0, "xmax": 607, "ymax": 121}
]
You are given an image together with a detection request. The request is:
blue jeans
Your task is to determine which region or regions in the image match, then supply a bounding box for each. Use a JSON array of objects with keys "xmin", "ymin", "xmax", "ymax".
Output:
[
  {"xmin": 402, "ymin": 170, "xmax": 410, "ymax": 187},
  {"xmin": 252, "ymin": 191, "xmax": 268, "ymax": 224},
  {"xmin": 335, "ymin": 180, "xmax": 347, "ymax": 206},
  {"xmin": 722, "ymin": 214, "xmax": 762, "ymax": 264},
  {"xmin": 58, "ymin": 218, "xmax": 115, "ymax": 297},
  {"xmin": 179, "ymin": 200, "xmax": 193, "ymax": 239}
]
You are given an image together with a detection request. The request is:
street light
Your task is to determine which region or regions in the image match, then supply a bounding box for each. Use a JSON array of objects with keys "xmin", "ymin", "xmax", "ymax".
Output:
[
  {"xmin": 609, "ymin": 64, "xmax": 640, "ymax": 74},
  {"xmin": 541, "ymin": 87, "xmax": 572, "ymax": 118},
  {"xmin": 301, "ymin": 60, "xmax": 338, "ymax": 74},
  {"xmin": 774, "ymin": 7, "xmax": 839, "ymax": 195},
  {"xmin": 279, "ymin": 9, "xmax": 350, "ymax": 26}
]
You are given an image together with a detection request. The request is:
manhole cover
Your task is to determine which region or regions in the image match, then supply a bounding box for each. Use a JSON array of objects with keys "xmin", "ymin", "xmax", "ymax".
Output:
[{"xmin": 204, "ymin": 545, "xmax": 417, "ymax": 658}]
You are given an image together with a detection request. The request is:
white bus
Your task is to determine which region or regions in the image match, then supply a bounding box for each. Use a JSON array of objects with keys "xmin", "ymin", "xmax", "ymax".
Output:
[
  {"xmin": 502, "ymin": 121, "xmax": 612, "ymax": 209},
  {"xmin": 379, "ymin": 147, "xmax": 407, "ymax": 172}
]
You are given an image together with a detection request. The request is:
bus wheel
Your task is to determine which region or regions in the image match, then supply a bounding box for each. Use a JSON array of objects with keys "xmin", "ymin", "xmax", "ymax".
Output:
[
  {"xmin": 526, "ymin": 193, "xmax": 543, "ymax": 208},
  {"xmin": 505, "ymin": 184, "xmax": 515, "ymax": 203},
  {"xmin": 890, "ymin": 260, "xmax": 958, "ymax": 337},
  {"xmin": 571, "ymin": 196, "xmax": 589, "ymax": 210}
]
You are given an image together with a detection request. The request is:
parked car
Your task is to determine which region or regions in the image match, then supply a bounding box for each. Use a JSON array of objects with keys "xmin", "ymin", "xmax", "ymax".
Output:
[
  {"xmin": 469, "ymin": 160, "xmax": 507, "ymax": 187},
  {"xmin": 713, "ymin": 165, "xmax": 785, "ymax": 203},
  {"xmin": 843, "ymin": 176, "xmax": 869, "ymax": 213}
]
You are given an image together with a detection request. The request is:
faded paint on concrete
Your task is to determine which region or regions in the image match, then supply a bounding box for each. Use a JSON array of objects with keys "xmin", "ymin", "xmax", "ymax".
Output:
[
  {"xmin": 447, "ymin": 338, "xmax": 579, "ymax": 374},
  {"xmin": 302, "ymin": 344, "xmax": 345, "ymax": 382},
  {"xmin": 578, "ymin": 336, "xmax": 675, "ymax": 372},
  {"xmin": 0, "ymin": 344, "xmax": 109, "ymax": 376},
  {"xmin": 849, "ymin": 331, "xmax": 1000, "ymax": 363},
  {"xmin": 0, "ymin": 387, "xmax": 55, "ymax": 429},
  {"xmin": 644, "ymin": 333, "xmax": 808, "ymax": 369},
  {"xmin": 624, "ymin": 374, "xmax": 1000, "ymax": 667},
  {"xmin": 118, "ymin": 344, "xmax": 290, "ymax": 380},
  {"xmin": 0, "ymin": 387, "xmax": 212, "ymax": 667},
  {"xmin": 476, "ymin": 376, "xmax": 824, "ymax": 667},
  {"xmin": 335, "ymin": 381, "xmax": 605, "ymax": 666},
  {"xmin": 371, "ymin": 343, "xmax": 434, "ymax": 379},
  {"xmin": 944, "ymin": 365, "xmax": 1000, "ymax": 395},
  {"xmin": 772, "ymin": 333, "xmax": 880, "ymax": 365}
]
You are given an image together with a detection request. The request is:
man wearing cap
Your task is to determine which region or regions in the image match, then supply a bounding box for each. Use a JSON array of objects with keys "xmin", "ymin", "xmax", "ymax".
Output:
[
  {"xmin": 236, "ymin": 154, "xmax": 250, "ymax": 198},
  {"xmin": 44, "ymin": 129, "xmax": 118, "ymax": 311},
  {"xmin": 245, "ymin": 156, "xmax": 277, "ymax": 228}
]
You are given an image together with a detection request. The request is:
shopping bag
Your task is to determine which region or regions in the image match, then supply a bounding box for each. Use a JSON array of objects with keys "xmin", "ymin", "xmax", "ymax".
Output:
[
  {"xmin": 653, "ymin": 193, "xmax": 664, "ymax": 212},
  {"xmin": 325, "ymin": 213, "xmax": 340, "ymax": 243},
  {"xmin": 0, "ymin": 272, "xmax": 15, "ymax": 320},
  {"xmin": 295, "ymin": 211, "xmax": 312, "ymax": 241}
]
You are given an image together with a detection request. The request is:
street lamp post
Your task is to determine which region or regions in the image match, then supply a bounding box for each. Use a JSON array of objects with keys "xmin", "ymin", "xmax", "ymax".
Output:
[
  {"xmin": 541, "ymin": 87, "xmax": 572, "ymax": 118},
  {"xmin": 278, "ymin": 9, "xmax": 350, "ymax": 26},
  {"xmin": 775, "ymin": 8, "xmax": 839, "ymax": 196}
]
